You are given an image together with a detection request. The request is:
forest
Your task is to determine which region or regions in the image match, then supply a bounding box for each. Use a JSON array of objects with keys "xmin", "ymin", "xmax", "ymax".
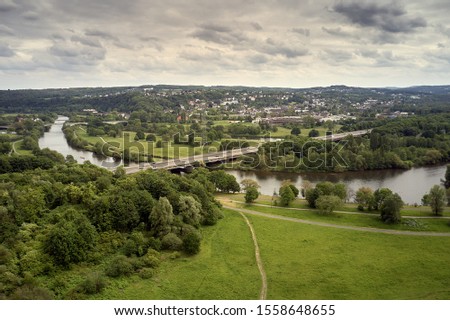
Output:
[
  {"xmin": 0, "ymin": 158, "xmax": 241, "ymax": 299},
  {"xmin": 242, "ymin": 113, "xmax": 450, "ymax": 172}
]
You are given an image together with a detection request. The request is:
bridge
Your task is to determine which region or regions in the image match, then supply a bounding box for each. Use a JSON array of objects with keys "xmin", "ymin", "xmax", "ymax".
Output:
[
  {"xmin": 314, "ymin": 129, "xmax": 372, "ymax": 142},
  {"xmin": 123, "ymin": 147, "xmax": 259, "ymax": 174}
]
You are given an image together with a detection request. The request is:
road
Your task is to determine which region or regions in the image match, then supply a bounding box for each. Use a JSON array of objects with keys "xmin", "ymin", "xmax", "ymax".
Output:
[{"xmin": 314, "ymin": 129, "xmax": 372, "ymax": 141}]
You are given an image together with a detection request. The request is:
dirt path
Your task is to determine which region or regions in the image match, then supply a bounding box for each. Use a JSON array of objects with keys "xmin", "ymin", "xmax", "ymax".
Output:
[
  {"xmin": 238, "ymin": 211, "xmax": 267, "ymax": 300},
  {"xmin": 226, "ymin": 200, "xmax": 450, "ymax": 220},
  {"xmin": 225, "ymin": 205, "xmax": 450, "ymax": 237},
  {"xmin": 10, "ymin": 139, "xmax": 22, "ymax": 155}
]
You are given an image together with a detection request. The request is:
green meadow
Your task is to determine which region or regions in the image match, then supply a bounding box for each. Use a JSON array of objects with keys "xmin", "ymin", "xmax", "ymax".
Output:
[
  {"xmin": 74, "ymin": 206, "xmax": 450, "ymax": 300},
  {"xmin": 248, "ymin": 212, "xmax": 450, "ymax": 299}
]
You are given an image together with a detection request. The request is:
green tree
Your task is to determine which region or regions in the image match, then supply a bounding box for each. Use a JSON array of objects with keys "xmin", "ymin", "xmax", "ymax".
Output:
[
  {"xmin": 355, "ymin": 187, "xmax": 375, "ymax": 211},
  {"xmin": 305, "ymin": 187, "xmax": 320, "ymax": 208},
  {"xmin": 178, "ymin": 195, "xmax": 202, "ymax": 227},
  {"xmin": 135, "ymin": 130, "xmax": 145, "ymax": 141},
  {"xmin": 245, "ymin": 186, "xmax": 259, "ymax": 203},
  {"xmin": 208, "ymin": 170, "xmax": 240, "ymax": 193},
  {"xmin": 380, "ymin": 193, "xmax": 403, "ymax": 224},
  {"xmin": 149, "ymin": 197, "xmax": 174, "ymax": 236},
  {"xmin": 316, "ymin": 195, "xmax": 342, "ymax": 215},
  {"xmin": 279, "ymin": 185, "xmax": 295, "ymax": 206},
  {"xmin": 444, "ymin": 164, "xmax": 450, "ymax": 189},
  {"xmin": 290, "ymin": 127, "xmax": 301, "ymax": 135},
  {"xmin": 308, "ymin": 129, "xmax": 320, "ymax": 137},
  {"xmin": 423, "ymin": 185, "xmax": 447, "ymax": 216},
  {"xmin": 44, "ymin": 209, "xmax": 97, "ymax": 267},
  {"xmin": 373, "ymin": 188, "xmax": 394, "ymax": 210},
  {"xmin": 182, "ymin": 230, "xmax": 202, "ymax": 255},
  {"xmin": 240, "ymin": 179, "xmax": 260, "ymax": 191}
]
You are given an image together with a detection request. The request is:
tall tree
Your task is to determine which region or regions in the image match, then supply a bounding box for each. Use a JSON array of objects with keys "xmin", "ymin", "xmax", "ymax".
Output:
[
  {"xmin": 178, "ymin": 195, "xmax": 202, "ymax": 227},
  {"xmin": 279, "ymin": 185, "xmax": 295, "ymax": 206},
  {"xmin": 380, "ymin": 193, "xmax": 403, "ymax": 224},
  {"xmin": 423, "ymin": 185, "xmax": 447, "ymax": 216},
  {"xmin": 149, "ymin": 197, "xmax": 174, "ymax": 236},
  {"xmin": 355, "ymin": 187, "xmax": 375, "ymax": 211}
]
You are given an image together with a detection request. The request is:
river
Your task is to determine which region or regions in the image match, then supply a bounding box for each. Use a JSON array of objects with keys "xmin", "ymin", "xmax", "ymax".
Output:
[
  {"xmin": 39, "ymin": 116, "xmax": 448, "ymax": 204},
  {"xmin": 38, "ymin": 116, "xmax": 120, "ymax": 167},
  {"xmin": 227, "ymin": 166, "xmax": 447, "ymax": 205}
]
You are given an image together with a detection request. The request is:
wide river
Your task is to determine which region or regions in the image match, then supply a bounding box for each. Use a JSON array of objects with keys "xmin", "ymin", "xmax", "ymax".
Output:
[{"xmin": 40, "ymin": 116, "xmax": 448, "ymax": 204}]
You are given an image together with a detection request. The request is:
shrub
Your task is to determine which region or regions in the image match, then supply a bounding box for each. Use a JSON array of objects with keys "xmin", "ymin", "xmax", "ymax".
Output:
[
  {"xmin": 183, "ymin": 231, "xmax": 202, "ymax": 255},
  {"xmin": 138, "ymin": 268, "xmax": 156, "ymax": 279},
  {"xmin": 105, "ymin": 256, "xmax": 133, "ymax": 278},
  {"xmin": 77, "ymin": 272, "xmax": 107, "ymax": 295},
  {"xmin": 147, "ymin": 237, "xmax": 161, "ymax": 251},
  {"xmin": 141, "ymin": 250, "xmax": 161, "ymax": 268},
  {"xmin": 11, "ymin": 284, "xmax": 54, "ymax": 300},
  {"xmin": 161, "ymin": 233, "xmax": 182, "ymax": 251}
]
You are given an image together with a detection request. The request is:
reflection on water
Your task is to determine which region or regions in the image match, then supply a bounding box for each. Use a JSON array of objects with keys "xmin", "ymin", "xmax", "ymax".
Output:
[
  {"xmin": 227, "ymin": 165, "xmax": 448, "ymax": 205},
  {"xmin": 38, "ymin": 116, "xmax": 121, "ymax": 167},
  {"xmin": 40, "ymin": 117, "xmax": 448, "ymax": 204}
]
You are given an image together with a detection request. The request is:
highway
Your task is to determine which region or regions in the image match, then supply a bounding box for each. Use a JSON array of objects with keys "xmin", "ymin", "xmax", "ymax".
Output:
[
  {"xmin": 314, "ymin": 129, "xmax": 372, "ymax": 141},
  {"xmin": 123, "ymin": 146, "xmax": 259, "ymax": 174}
]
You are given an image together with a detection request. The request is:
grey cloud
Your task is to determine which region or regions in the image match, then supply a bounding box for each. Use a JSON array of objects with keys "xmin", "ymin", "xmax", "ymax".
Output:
[
  {"xmin": 49, "ymin": 39, "xmax": 106, "ymax": 66},
  {"xmin": 333, "ymin": 1, "xmax": 426, "ymax": 33},
  {"xmin": 0, "ymin": 24, "xmax": 14, "ymax": 36},
  {"xmin": 322, "ymin": 26, "xmax": 356, "ymax": 38},
  {"xmin": 85, "ymin": 29, "xmax": 118, "ymax": 41},
  {"xmin": 23, "ymin": 11, "xmax": 39, "ymax": 21},
  {"xmin": 192, "ymin": 24, "xmax": 248, "ymax": 46},
  {"xmin": 198, "ymin": 23, "xmax": 232, "ymax": 33},
  {"xmin": 0, "ymin": 44, "xmax": 15, "ymax": 57},
  {"xmin": 437, "ymin": 24, "xmax": 450, "ymax": 38},
  {"xmin": 262, "ymin": 38, "xmax": 308, "ymax": 58},
  {"xmin": 292, "ymin": 28, "xmax": 310, "ymax": 37},
  {"xmin": 71, "ymin": 35, "xmax": 103, "ymax": 48},
  {"xmin": 248, "ymin": 54, "xmax": 269, "ymax": 64},
  {"xmin": 0, "ymin": 0, "xmax": 16, "ymax": 12},
  {"xmin": 250, "ymin": 22, "xmax": 263, "ymax": 31},
  {"xmin": 322, "ymin": 49, "xmax": 353, "ymax": 63}
]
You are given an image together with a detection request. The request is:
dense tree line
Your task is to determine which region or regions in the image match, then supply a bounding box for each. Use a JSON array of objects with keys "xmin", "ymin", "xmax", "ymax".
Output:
[
  {"xmin": 0, "ymin": 162, "xmax": 234, "ymax": 299},
  {"xmin": 243, "ymin": 114, "xmax": 450, "ymax": 172}
]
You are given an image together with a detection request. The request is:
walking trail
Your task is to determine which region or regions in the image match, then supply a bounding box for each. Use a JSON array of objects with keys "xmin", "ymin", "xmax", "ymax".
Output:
[
  {"xmin": 225, "ymin": 205, "xmax": 450, "ymax": 237},
  {"xmin": 237, "ymin": 211, "xmax": 267, "ymax": 300},
  {"xmin": 227, "ymin": 200, "xmax": 450, "ymax": 220}
]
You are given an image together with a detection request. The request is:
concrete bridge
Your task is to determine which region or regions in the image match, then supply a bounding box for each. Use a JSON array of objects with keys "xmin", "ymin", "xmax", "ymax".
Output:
[{"xmin": 123, "ymin": 147, "xmax": 259, "ymax": 174}]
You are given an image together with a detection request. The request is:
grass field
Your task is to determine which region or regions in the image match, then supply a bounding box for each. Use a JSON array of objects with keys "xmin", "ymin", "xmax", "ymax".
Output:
[
  {"xmin": 217, "ymin": 193, "xmax": 450, "ymax": 217},
  {"xmin": 39, "ymin": 206, "xmax": 450, "ymax": 300},
  {"xmin": 248, "ymin": 213, "xmax": 450, "ymax": 299},
  {"xmin": 13, "ymin": 140, "xmax": 33, "ymax": 156}
]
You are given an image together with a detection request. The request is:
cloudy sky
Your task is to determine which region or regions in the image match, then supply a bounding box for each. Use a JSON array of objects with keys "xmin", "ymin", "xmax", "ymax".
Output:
[{"xmin": 1, "ymin": 0, "xmax": 450, "ymax": 89}]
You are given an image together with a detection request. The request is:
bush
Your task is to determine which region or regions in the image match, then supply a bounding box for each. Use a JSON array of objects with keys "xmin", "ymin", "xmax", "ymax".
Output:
[
  {"xmin": 161, "ymin": 233, "xmax": 182, "ymax": 251},
  {"xmin": 122, "ymin": 231, "xmax": 147, "ymax": 257},
  {"xmin": 182, "ymin": 231, "xmax": 202, "ymax": 255},
  {"xmin": 245, "ymin": 187, "xmax": 259, "ymax": 203},
  {"xmin": 105, "ymin": 256, "xmax": 133, "ymax": 278},
  {"xmin": 77, "ymin": 272, "xmax": 107, "ymax": 295},
  {"xmin": 138, "ymin": 268, "xmax": 156, "ymax": 279},
  {"xmin": 141, "ymin": 250, "xmax": 161, "ymax": 268},
  {"xmin": 11, "ymin": 284, "xmax": 54, "ymax": 300},
  {"xmin": 147, "ymin": 237, "xmax": 161, "ymax": 251}
]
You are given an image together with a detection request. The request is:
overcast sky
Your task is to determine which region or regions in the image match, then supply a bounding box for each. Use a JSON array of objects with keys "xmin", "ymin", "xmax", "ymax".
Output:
[{"xmin": 1, "ymin": 0, "xmax": 450, "ymax": 89}]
